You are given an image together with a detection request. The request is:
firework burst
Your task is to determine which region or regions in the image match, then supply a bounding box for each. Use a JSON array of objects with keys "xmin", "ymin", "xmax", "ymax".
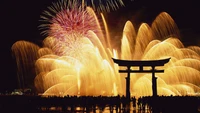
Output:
[{"xmin": 39, "ymin": 0, "xmax": 103, "ymax": 40}]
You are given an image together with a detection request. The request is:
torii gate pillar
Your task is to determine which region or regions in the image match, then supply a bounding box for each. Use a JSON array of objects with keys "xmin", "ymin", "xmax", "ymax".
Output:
[
  {"xmin": 112, "ymin": 58, "xmax": 170, "ymax": 99},
  {"xmin": 152, "ymin": 66, "xmax": 157, "ymax": 97},
  {"xmin": 126, "ymin": 66, "xmax": 131, "ymax": 99}
]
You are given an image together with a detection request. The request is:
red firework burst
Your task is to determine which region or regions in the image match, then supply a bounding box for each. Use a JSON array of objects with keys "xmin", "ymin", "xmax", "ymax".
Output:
[{"xmin": 39, "ymin": 0, "xmax": 102, "ymax": 40}]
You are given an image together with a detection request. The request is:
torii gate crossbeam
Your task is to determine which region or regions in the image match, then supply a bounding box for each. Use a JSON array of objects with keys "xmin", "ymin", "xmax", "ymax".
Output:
[{"xmin": 112, "ymin": 58, "xmax": 170, "ymax": 99}]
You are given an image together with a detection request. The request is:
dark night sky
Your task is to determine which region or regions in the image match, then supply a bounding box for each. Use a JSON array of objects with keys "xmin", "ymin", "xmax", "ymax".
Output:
[{"xmin": 1, "ymin": 0, "xmax": 200, "ymax": 92}]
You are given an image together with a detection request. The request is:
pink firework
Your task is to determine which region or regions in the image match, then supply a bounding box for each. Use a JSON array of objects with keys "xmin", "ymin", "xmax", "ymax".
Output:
[
  {"xmin": 50, "ymin": 8, "xmax": 98, "ymax": 38},
  {"xmin": 39, "ymin": 0, "xmax": 103, "ymax": 40}
]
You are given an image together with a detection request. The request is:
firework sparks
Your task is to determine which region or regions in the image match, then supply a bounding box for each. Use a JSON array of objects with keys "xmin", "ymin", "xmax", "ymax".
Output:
[
  {"xmin": 11, "ymin": 0, "xmax": 200, "ymax": 97},
  {"xmin": 76, "ymin": 0, "xmax": 125, "ymax": 12},
  {"xmin": 38, "ymin": 0, "xmax": 107, "ymax": 51}
]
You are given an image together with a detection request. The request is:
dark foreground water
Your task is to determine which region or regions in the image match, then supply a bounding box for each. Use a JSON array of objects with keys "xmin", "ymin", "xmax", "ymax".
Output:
[{"xmin": 0, "ymin": 95, "xmax": 200, "ymax": 113}]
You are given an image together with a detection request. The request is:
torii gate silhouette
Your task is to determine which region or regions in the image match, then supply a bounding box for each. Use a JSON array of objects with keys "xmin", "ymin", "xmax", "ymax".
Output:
[{"xmin": 112, "ymin": 58, "xmax": 170, "ymax": 99}]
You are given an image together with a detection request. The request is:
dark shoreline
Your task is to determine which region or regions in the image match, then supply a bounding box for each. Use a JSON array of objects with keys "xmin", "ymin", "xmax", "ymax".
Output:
[{"xmin": 0, "ymin": 95, "xmax": 199, "ymax": 113}]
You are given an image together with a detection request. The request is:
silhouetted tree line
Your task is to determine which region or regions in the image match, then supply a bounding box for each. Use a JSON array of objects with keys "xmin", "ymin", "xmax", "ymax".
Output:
[{"xmin": 0, "ymin": 94, "xmax": 199, "ymax": 113}]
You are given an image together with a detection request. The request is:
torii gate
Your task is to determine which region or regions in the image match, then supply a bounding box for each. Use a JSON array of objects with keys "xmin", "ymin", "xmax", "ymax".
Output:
[{"xmin": 112, "ymin": 58, "xmax": 170, "ymax": 99}]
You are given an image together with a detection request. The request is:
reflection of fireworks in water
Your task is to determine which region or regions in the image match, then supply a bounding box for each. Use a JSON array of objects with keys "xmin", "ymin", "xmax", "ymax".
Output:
[{"xmin": 12, "ymin": 0, "xmax": 200, "ymax": 97}]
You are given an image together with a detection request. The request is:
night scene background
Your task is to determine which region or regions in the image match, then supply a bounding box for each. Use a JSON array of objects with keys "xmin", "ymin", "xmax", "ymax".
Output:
[{"xmin": 1, "ymin": 0, "xmax": 200, "ymax": 93}]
